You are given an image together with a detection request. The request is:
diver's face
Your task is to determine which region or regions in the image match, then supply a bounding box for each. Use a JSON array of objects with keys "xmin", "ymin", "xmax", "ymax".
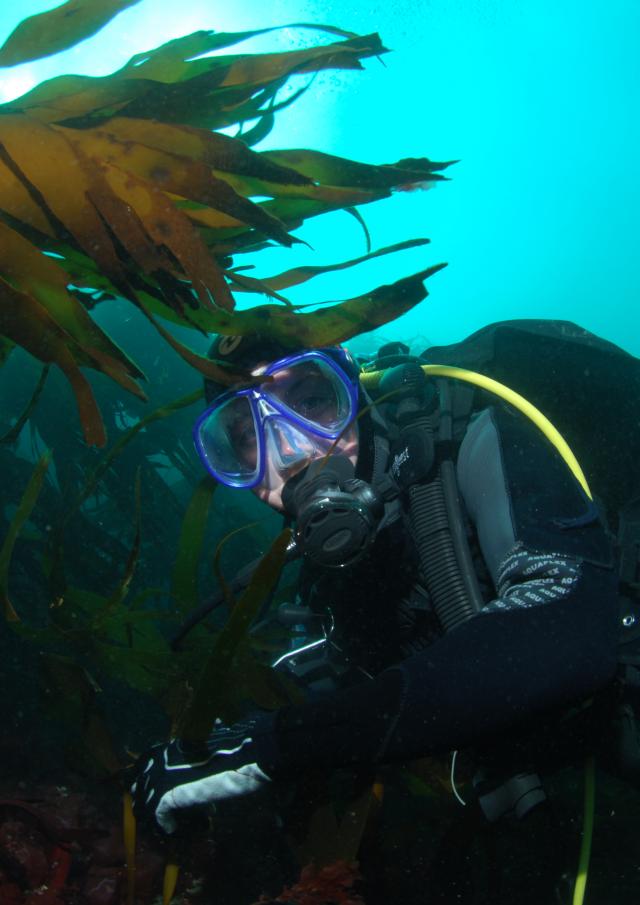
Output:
[
  {"xmin": 253, "ymin": 421, "xmax": 359, "ymax": 511},
  {"xmin": 246, "ymin": 360, "xmax": 359, "ymax": 511}
]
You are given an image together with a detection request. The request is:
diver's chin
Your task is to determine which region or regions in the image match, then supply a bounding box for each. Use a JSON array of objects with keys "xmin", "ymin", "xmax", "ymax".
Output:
[{"xmin": 253, "ymin": 485, "xmax": 285, "ymax": 511}]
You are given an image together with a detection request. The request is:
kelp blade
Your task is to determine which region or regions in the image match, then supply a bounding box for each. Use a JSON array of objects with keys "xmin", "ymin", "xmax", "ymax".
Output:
[
  {"xmin": 0, "ymin": 0, "xmax": 144, "ymax": 67},
  {"xmin": 171, "ymin": 477, "xmax": 217, "ymax": 617},
  {"xmin": 179, "ymin": 528, "xmax": 292, "ymax": 743},
  {"xmin": 0, "ymin": 19, "xmax": 451, "ymax": 444},
  {"xmin": 0, "ymin": 450, "xmax": 51, "ymax": 621}
]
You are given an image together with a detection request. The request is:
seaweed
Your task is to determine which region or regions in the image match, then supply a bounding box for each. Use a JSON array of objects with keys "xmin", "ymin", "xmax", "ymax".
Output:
[
  {"xmin": 178, "ymin": 526, "xmax": 294, "ymax": 742},
  {"xmin": 0, "ymin": 10, "xmax": 452, "ymax": 446},
  {"xmin": 0, "ymin": 8, "xmax": 460, "ymax": 900},
  {"xmin": 170, "ymin": 476, "xmax": 217, "ymax": 617},
  {"xmin": 0, "ymin": 0, "xmax": 144, "ymax": 67},
  {"xmin": 0, "ymin": 449, "xmax": 51, "ymax": 622}
]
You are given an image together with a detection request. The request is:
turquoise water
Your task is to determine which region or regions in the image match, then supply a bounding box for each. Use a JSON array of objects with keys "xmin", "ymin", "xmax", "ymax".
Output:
[
  {"xmin": 1, "ymin": 7, "xmax": 639, "ymax": 904},
  {"xmin": 1, "ymin": 0, "xmax": 638, "ymax": 357}
]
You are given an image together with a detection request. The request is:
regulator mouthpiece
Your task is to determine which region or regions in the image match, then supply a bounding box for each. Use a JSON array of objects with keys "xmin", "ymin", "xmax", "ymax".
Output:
[{"xmin": 282, "ymin": 457, "xmax": 384, "ymax": 568}]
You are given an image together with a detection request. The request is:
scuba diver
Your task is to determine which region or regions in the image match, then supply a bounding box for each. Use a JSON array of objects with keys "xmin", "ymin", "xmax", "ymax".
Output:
[{"xmin": 131, "ymin": 328, "xmax": 624, "ymax": 879}]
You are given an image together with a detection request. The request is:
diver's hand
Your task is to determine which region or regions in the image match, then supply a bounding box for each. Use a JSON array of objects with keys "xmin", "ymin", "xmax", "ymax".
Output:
[{"xmin": 131, "ymin": 721, "xmax": 272, "ymax": 835}]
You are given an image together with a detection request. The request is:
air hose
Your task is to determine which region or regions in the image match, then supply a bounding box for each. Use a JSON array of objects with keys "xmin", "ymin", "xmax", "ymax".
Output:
[
  {"xmin": 361, "ymin": 362, "xmax": 597, "ymax": 905},
  {"xmin": 360, "ymin": 364, "xmax": 592, "ymax": 499},
  {"xmin": 405, "ymin": 406, "xmax": 484, "ymax": 631}
]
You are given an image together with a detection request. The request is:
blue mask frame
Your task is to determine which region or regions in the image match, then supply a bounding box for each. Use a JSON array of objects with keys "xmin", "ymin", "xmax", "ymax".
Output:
[{"xmin": 193, "ymin": 348, "xmax": 359, "ymax": 488}]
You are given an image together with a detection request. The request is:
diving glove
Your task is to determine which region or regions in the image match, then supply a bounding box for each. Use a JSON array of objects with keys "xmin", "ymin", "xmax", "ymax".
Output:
[{"xmin": 131, "ymin": 717, "xmax": 274, "ymax": 835}]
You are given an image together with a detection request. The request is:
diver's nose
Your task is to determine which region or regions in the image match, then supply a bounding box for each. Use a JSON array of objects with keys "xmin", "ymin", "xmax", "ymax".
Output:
[
  {"xmin": 275, "ymin": 423, "xmax": 315, "ymax": 457},
  {"xmin": 265, "ymin": 416, "xmax": 318, "ymax": 469},
  {"xmin": 278, "ymin": 433, "xmax": 297, "ymax": 456}
]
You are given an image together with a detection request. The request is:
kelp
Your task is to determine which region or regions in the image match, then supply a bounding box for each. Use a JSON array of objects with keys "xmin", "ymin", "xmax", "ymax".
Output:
[
  {"xmin": 178, "ymin": 527, "xmax": 292, "ymax": 742},
  {"xmin": 43, "ymin": 386, "xmax": 204, "ymax": 602},
  {"xmin": 67, "ymin": 388, "xmax": 203, "ymax": 520},
  {"xmin": 0, "ymin": 364, "xmax": 49, "ymax": 445},
  {"xmin": 0, "ymin": 11, "xmax": 452, "ymax": 446},
  {"xmin": 9, "ymin": 440, "xmax": 291, "ymax": 747},
  {"xmin": 0, "ymin": 12, "xmax": 458, "ymax": 864},
  {"xmin": 0, "ymin": 449, "xmax": 51, "ymax": 621},
  {"xmin": 162, "ymin": 862, "xmax": 180, "ymax": 905},
  {"xmin": 231, "ymin": 238, "xmax": 432, "ymax": 296},
  {"xmin": 212, "ymin": 521, "xmax": 260, "ymax": 608},
  {"xmin": 99, "ymin": 469, "xmax": 142, "ymax": 615},
  {"xmin": 295, "ymin": 781, "xmax": 383, "ymax": 869},
  {"xmin": 170, "ymin": 476, "xmax": 217, "ymax": 617},
  {"xmin": 39, "ymin": 651, "xmax": 122, "ymax": 775},
  {"xmin": 122, "ymin": 791, "xmax": 137, "ymax": 905},
  {"xmin": 0, "ymin": 0, "xmax": 143, "ymax": 67}
]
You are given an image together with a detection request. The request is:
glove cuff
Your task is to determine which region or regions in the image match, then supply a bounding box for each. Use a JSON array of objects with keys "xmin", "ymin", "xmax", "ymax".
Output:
[{"xmin": 207, "ymin": 709, "xmax": 282, "ymax": 780}]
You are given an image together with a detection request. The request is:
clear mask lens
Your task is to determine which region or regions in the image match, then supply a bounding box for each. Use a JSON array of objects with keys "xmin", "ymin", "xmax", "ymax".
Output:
[
  {"xmin": 263, "ymin": 415, "xmax": 325, "ymax": 473},
  {"xmin": 196, "ymin": 394, "xmax": 260, "ymax": 486},
  {"xmin": 194, "ymin": 351, "xmax": 358, "ymax": 489},
  {"xmin": 263, "ymin": 357, "xmax": 352, "ymax": 434}
]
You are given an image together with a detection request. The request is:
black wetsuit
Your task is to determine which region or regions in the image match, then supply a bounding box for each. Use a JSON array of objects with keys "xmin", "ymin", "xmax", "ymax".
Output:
[{"xmin": 253, "ymin": 402, "xmax": 620, "ymax": 778}]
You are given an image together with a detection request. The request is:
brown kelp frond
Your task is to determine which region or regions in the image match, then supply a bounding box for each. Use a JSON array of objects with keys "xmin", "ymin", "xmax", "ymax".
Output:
[
  {"xmin": 0, "ymin": 17, "xmax": 450, "ymax": 446},
  {"xmin": 217, "ymin": 263, "xmax": 448, "ymax": 348},
  {"xmin": 98, "ymin": 469, "xmax": 143, "ymax": 619},
  {"xmin": 263, "ymin": 148, "xmax": 454, "ymax": 189},
  {"xmin": 64, "ymin": 388, "xmax": 205, "ymax": 526},
  {"xmin": 2, "ymin": 29, "xmax": 388, "ymax": 128},
  {"xmin": 0, "ymin": 0, "xmax": 144, "ymax": 68},
  {"xmin": 38, "ymin": 652, "xmax": 123, "ymax": 775},
  {"xmin": 236, "ymin": 238, "xmax": 432, "ymax": 293}
]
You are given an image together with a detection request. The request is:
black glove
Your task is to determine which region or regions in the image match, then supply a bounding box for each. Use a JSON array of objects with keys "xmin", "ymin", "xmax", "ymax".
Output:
[{"xmin": 131, "ymin": 717, "xmax": 274, "ymax": 835}]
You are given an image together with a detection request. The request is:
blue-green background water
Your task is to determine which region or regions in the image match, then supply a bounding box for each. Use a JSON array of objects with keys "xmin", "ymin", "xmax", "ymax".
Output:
[
  {"xmin": 0, "ymin": 8, "xmax": 639, "ymax": 903},
  {"xmin": 1, "ymin": 0, "xmax": 638, "ymax": 358}
]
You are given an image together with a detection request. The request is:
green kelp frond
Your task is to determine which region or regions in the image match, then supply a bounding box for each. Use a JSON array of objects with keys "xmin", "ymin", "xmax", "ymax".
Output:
[
  {"xmin": 170, "ymin": 476, "xmax": 217, "ymax": 617},
  {"xmin": 0, "ymin": 364, "xmax": 49, "ymax": 446},
  {"xmin": 0, "ymin": 14, "xmax": 453, "ymax": 446},
  {"xmin": 0, "ymin": 449, "xmax": 51, "ymax": 621},
  {"xmin": 39, "ymin": 652, "xmax": 122, "ymax": 776},
  {"xmin": 179, "ymin": 527, "xmax": 293, "ymax": 742}
]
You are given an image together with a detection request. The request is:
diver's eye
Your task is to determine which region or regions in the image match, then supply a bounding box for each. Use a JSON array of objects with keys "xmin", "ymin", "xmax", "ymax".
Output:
[
  {"xmin": 286, "ymin": 376, "xmax": 336, "ymax": 421},
  {"xmin": 236, "ymin": 427, "xmax": 256, "ymax": 452},
  {"xmin": 228, "ymin": 416, "xmax": 257, "ymax": 464},
  {"xmin": 231, "ymin": 422, "xmax": 256, "ymax": 451},
  {"xmin": 298, "ymin": 394, "xmax": 330, "ymax": 418}
]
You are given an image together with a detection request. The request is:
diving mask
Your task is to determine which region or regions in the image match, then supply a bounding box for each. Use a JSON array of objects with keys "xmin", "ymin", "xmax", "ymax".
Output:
[{"xmin": 193, "ymin": 349, "xmax": 360, "ymax": 491}]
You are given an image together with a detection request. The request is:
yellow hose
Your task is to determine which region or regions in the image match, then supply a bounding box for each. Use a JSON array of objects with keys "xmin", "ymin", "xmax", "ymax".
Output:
[
  {"xmin": 361, "ymin": 362, "xmax": 598, "ymax": 905},
  {"xmin": 359, "ymin": 364, "xmax": 593, "ymax": 500}
]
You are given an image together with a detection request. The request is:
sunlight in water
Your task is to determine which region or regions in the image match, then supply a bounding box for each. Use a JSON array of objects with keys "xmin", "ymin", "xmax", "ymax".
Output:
[{"xmin": 0, "ymin": 70, "xmax": 36, "ymax": 102}]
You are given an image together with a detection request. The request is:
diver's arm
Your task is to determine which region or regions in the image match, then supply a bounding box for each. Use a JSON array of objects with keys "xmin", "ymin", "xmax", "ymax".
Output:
[{"xmin": 249, "ymin": 404, "xmax": 620, "ymax": 772}]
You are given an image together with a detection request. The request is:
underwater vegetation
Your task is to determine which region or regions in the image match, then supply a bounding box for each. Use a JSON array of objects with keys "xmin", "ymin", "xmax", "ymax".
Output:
[
  {"xmin": 2, "ymin": 4, "xmax": 639, "ymax": 905},
  {"xmin": 0, "ymin": 2, "xmax": 456, "ymax": 903},
  {"xmin": 0, "ymin": 0, "xmax": 451, "ymax": 447}
]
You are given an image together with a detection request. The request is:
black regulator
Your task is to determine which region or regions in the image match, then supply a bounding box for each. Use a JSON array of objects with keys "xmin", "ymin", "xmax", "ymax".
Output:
[{"xmin": 282, "ymin": 456, "xmax": 384, "ymax": 569}]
